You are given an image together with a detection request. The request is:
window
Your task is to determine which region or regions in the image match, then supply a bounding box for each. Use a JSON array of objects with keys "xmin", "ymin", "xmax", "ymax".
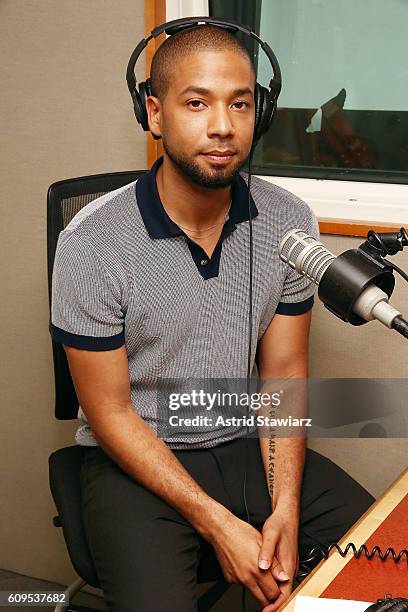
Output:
[{"xmin": 210, "ymin": 0, "xmax": 408, "ymax": 186}]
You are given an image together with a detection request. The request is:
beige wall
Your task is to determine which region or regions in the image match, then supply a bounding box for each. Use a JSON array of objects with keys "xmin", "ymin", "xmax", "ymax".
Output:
[
  {"xmin": 0, "ymin": 0, "xmax": 146, "ymax": 586},
  {"xmin": 307, "ymin": 234, "xmax": 407, "ymax": 503},
  {"xmin": 0, "ymin": 0, "xmax": 406, "ymax": 592}
]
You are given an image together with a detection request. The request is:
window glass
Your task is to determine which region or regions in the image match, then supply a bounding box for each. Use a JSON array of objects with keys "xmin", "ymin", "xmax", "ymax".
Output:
[{"xmin": 210, "ymin": 0, "xmax": 408, "ymax": 184}]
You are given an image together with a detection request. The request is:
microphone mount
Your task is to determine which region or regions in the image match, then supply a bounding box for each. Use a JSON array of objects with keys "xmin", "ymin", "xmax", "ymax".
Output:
[
  {"xmin": 361, "ymin": 227, "xmax": 408, "ymax": 258},
  {"xmin": 318, "ymin": 227, "xmax": 408, "ymax": 339}
]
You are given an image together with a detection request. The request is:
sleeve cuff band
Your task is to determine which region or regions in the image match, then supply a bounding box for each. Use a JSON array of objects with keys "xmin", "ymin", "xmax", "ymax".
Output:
[
  {"xmin": 275, "ymin": 296, "xmax": 314, "ymax": 316},
  {"xmin": 50, "ymin": 323, "xmax": 125, "ymax": 350}
]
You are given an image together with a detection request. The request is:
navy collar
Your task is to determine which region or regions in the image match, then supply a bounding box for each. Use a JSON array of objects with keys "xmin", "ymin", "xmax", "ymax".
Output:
[{"xmin": 135, "ymin": 156, "xmax": 258, "ymax": 239}]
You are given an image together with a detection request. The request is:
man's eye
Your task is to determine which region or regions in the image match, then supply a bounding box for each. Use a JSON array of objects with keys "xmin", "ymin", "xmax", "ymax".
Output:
[
  {"xmin": 233, "ymin": 101, "xmax": 250, "ymax": 109},
  {"xmin": 188, "ymin": 100, "xmax": 205, "ymax": 109}
]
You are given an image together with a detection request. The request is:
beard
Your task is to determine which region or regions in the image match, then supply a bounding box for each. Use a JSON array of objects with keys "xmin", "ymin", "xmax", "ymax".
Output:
[{"xmin": 162, "ymin": 138, "xmax": 249, "ymax": 189}]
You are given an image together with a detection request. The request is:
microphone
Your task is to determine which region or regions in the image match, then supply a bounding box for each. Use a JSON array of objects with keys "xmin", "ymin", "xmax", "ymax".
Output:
[{"xmin": 278, "ymin": 229, "xmax": 408, "ymax": 338}]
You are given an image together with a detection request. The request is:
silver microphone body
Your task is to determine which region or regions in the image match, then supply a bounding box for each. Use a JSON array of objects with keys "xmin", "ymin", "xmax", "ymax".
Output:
[{"xmin": 278, "ymin": 229, "xmax": 401, "ymax": 329}]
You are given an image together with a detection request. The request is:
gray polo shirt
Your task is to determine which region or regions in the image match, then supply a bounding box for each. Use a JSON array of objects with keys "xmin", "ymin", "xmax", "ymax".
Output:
[{"xmin": 50, "ymin": 156, "xmax": 319, "ymax": 449}]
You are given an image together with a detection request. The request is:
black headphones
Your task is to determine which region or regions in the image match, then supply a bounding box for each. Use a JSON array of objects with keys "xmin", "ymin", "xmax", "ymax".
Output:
[{"xmin": 126, "ymin": 16, "xmax": 282, "ymax": 147}]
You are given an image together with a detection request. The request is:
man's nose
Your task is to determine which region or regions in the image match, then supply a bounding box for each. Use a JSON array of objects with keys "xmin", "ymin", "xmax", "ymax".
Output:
[{"xmin": 207, "ymin": 103, "xmax": 235, "ymax": 138}]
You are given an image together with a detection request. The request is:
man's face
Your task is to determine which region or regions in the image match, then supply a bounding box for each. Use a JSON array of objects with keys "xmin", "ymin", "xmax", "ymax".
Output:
[{"xmin": 148, "ymin": 49, "xmax": 256, "ymax": 188}]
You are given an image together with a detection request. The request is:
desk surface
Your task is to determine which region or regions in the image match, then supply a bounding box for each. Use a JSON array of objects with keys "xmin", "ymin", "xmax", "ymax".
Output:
[{"xmin": 280, "ymin": 466, "xmax": 408, "ymax": 611}]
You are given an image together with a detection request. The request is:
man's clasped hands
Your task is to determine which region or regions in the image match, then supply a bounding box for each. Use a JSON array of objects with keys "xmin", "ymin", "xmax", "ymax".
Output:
[{"xmin": 211, "ymin": 505, "xmax": 300, "ymax": 611}]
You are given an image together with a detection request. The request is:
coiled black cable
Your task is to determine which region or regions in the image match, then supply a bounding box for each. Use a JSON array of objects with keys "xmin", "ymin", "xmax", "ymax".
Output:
[
  {"xmin": 296, "ymin": 541, "xmax": 408, "ymax": 582},
  {"xmin": 294, "ymin": 543, "xmax": 408, "ymax": 611}
]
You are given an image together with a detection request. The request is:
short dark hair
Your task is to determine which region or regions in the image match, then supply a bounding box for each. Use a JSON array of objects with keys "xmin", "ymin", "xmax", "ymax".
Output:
[{"xmin": 150, "ymin": 24, "xmax": 256, "ymax": 101}]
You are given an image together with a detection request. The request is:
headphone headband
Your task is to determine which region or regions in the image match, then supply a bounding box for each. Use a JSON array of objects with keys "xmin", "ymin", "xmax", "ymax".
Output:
[{"xmin": 126, "ymin": 16, "xmax": 282, "ymax": 146}]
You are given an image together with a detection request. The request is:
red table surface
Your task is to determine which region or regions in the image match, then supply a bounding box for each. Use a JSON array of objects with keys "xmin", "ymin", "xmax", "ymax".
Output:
[{"xmin": 319, "ymin": 493, "xmax": 408, "ymax": 602}]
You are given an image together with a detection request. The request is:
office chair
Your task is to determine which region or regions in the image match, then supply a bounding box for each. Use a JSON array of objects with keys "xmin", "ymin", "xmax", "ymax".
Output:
[{"xmin": 47, "ymin": 169, "xmax": 230, "ymax": 611}]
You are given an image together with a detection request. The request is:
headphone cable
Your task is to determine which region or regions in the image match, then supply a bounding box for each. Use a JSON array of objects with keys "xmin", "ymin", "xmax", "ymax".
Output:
[{"xmin": 242, "ymin": 144, "xmax": 256, "ymax": 612}]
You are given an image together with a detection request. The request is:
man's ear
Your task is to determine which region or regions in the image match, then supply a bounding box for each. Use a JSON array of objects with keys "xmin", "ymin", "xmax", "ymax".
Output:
[{"xmin": 145, "ymin": 96, "xmax": 162, "ymax": 139}]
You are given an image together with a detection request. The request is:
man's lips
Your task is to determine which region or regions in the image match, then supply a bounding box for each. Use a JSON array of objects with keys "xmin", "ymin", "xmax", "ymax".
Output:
[{"xmin": 202, "ymin": 151, "xmax": 237, "ymax": 164}]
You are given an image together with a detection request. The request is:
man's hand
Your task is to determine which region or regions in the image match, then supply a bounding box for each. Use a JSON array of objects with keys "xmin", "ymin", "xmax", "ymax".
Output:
[
  {"xmin": 210, "ymin": 513, "xmax": 283, "ymax": 608},
  {"xmin": 258, "ymin": 508, "xmax": 300, "ymax": 612}
]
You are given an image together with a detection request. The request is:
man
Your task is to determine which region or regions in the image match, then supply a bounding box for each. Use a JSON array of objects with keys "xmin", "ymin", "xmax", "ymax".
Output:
[{"xmin": 50, "ymin": 24, "xmax": 375, "ymax": 612}]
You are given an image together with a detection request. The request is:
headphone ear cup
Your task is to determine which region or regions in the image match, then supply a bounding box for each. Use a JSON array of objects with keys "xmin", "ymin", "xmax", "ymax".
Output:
[
  {"xmin": 253, "ymin": 82, "xmax": 264, "ymax": 146},
  {"xmin": 130, "ymin": 85, "xmax": 144, "ymax": 127},
  {"xmin": 138, "ymin": 80, "xmax": 150, "ymax": 131},
  {"xmin": 138, "ymin": 78, "xmax": 161, "ymax": 139},
  {"xmin": 253, "ymin": 82, "xmax": 277, "ymax": 146},
  {"xmin": 264, "ymin": 85, "xmax": 279, "ymax": 132}
]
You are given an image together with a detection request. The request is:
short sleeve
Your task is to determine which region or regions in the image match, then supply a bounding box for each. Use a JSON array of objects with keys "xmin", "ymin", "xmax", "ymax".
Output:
[
  {"xmin": 275, "ymin": 198, "xmax": 320, "ymax": 316},
  {"xmin": 50, "ymin": 232, "xmax": 125, "ymax": 350}
]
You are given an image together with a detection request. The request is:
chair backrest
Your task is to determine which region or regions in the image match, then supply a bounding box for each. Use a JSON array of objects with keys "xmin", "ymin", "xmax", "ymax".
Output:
[{"xmin": 47, "ymin": 169, "xmax": 147, "ymax": 419}]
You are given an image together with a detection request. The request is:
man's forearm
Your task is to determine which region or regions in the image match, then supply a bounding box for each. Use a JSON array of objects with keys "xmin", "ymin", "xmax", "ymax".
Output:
[
  {"xmin": 258, "ymin": 375, "xmax": 308, "ymax": 515},
  {"xmin": 259, "ymin": 435, "xmax": 306, "ymax": 515},
  {"xmin": 90, "ymin": 404, "xmax": 230, "ymax": 542}
]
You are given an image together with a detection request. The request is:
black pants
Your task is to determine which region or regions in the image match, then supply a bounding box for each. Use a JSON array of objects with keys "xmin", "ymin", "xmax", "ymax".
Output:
[{"xmin": 79, "ymin": 437, "xmax": 375, "ymax": 612}]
